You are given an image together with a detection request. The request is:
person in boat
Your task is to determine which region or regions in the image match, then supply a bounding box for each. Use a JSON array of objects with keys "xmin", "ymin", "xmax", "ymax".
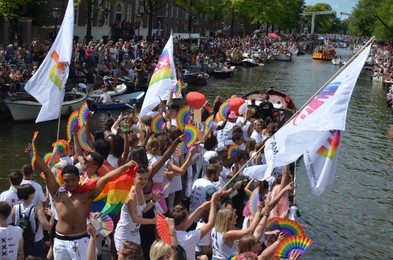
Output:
[
  {"xmin": 259, "ymin": 94, "xmax": 275, "ymax": 123},
  {"xmin": 99, "ymin": 83, "xmax": 112, "ymax": 104}
]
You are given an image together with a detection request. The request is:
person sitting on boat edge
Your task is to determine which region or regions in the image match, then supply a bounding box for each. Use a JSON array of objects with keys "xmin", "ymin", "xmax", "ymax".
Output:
[{"xmin": 99, "ymin": 83, "xmax": 112, "ymax": 104}]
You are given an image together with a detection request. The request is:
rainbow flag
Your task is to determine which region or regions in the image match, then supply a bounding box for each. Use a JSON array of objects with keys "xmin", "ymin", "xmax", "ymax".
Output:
[
  {"xmin": 140, "ymin": 35, "xmax": 177, "ymax": 116},
  {"xmin": 91, "ymin": 165, "xmax": 137, "ymax": 219}
]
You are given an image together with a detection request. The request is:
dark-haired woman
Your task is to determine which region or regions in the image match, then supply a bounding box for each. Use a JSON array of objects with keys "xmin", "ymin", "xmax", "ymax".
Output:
[
  {"xmin": 114, "ymin": 167, "xmax": 160, "ymax": 251},
  {"xmin": 11, "ymin": 184, "xmax": 54, "ymax": 258}
]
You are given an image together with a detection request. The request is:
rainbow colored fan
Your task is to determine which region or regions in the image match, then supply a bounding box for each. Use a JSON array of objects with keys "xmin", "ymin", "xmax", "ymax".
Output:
[
  {"xmin": 274, "ymin": 235, "xmax": 313, "ymax": 259},
  {"xmin": 266, "ymin": 218, "xmax": 305, "ymax": 237},
  {"xmin": 89, "ymin": 212, "xmax": 114, "ymax": 237}
]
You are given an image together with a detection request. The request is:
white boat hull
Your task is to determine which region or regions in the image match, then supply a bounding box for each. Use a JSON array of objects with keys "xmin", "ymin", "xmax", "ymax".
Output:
[{"xmin": 5, "ymin": 92, "xmax": 87, "ymax": 121}]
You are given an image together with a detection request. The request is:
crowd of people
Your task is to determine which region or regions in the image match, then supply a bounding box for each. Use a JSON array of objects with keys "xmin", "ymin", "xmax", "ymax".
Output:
[
  {"xmin": 1, "ymin": 33, "xmax": 364, "ymax": 99},
  {"xmin": 0, "ymin": 32, "xmax": 378, "ymax": 260},
  {"xmin": 0, "ymin": 85, "xmax": 302, "ymax": 260}
]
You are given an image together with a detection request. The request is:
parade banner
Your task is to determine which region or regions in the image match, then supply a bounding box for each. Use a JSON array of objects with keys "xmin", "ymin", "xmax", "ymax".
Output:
[
  {"xmin": 140, "ymin": 35, "xmax": 178, "ymax": 116},
  {"xmin": 263, "ymin": 43, "xmax": 372, "ymax": 190},
  {"xmin": 25, "ymin": 0, "xmax": 74, "ymax": 122}
]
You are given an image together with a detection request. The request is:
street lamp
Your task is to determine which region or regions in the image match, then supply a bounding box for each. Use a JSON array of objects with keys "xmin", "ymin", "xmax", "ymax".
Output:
[{"xmin": 52, "ymin": 7, "xmax": 62, "ymax": 37}]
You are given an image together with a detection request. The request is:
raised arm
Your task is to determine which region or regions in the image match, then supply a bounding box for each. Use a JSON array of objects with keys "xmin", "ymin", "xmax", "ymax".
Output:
[
  {"xmin": 167, "ymin": 147, "xmax": 198, "ymax": 176},
  {"xmin": 185, "ymin": 201, "xmax": 211, "ymax": 230},
  {"xmin": 32, "ymin": 146, "xmax": 60, "ymax": 197},
  {"xmin": 199, "ymin": 191, "xmax": 220, "ymax": 239},
  {"xmin": 224, "ymin": 201, "xmax": 263, "ymax": 242},
  {"xmin": 259, "ymin": 232, "xmax": 287, "ymax": 260},
  {"xmin": 150, "ymin": 135, "xmax": 182, "ymax": 176}
]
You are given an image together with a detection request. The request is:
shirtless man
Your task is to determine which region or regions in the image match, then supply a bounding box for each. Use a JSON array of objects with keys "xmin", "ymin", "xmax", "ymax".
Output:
[{"xmin": 33, "ymin": 146, "xmax": 138, "ymax": 259}]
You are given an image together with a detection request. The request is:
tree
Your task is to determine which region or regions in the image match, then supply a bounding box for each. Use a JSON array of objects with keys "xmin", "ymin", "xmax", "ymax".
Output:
[
  {"xmin": 304, "ymin": 3, "xmax": 336, "ymax": 33},
  {"xmin": 172, "ymin": 0, "xmax": 204, "ymax": 36},
  {"xmin": 0, "ymin": 0, "xmax": 32, "ymax": 42},
  {"xmin": 142, "ymin": 0, "xmax": 168, "ymax": 40},
  {"xmin": 76, "ymin": 0, "xmax": 115, "ymax": 43},
  {"xmin": 348, "ymin": 0, "xmax": 380, "ymax": 37},
  {"xmin": 200, "ymin": 0, "xmax": 231, "ymax": 35},
  {"xmin": 374, "ymin": 0, "xmax": 393, "ymax": 39}
]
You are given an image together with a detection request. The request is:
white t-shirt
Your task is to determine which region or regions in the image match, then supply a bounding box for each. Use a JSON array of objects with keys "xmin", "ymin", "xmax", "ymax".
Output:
[
  {"xmin": 195, "ymin": 220, "xmax": 211, "ymax": 253},
  {"xmin": 20, "ymin": 180, "xmax": 46, "ymax": 206},
  {"xmin": 100, "ymin": 92, "xmax": 112, "ymax": 104},
  {"xmin": 176, "ymin": 229, "xmax": 201, "ymax": 260},
  {"xmin": 0, "ymin": 188, "xmax": 21, "ymax": 224},
  {"xmin": 189, "ymin": 178, "xmax": 217, "ymax": 213},
  {"xmin": 0, "ymin": 225, "xmax": 23, "ymax": 259}
]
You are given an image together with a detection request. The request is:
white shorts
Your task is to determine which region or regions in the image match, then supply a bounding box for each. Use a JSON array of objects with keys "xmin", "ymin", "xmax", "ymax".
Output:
[{"xmin": 53, "ymin": 232, "xmax": 89, "ymax": 260}]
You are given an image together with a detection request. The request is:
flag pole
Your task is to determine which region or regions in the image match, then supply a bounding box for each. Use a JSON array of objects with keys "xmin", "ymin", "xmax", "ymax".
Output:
[{"xmin": 219, "ymin": 37, "xmax": 375, "ymax": 191}]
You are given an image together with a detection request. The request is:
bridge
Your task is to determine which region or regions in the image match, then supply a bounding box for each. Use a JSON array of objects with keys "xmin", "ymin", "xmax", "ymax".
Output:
[{"xmin": 301, "ymin": 11, "xmax": 335, "ymax": 34}]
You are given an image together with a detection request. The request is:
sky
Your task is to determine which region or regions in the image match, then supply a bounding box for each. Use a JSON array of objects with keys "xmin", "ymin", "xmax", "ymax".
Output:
[{"xmin": 305, "ymin": 0, "xmax": 358, "ymax": 15}]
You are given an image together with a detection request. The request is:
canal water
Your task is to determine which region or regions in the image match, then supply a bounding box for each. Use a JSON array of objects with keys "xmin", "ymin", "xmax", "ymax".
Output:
[{"xmin": 0, "ymin": 48, "xmax": 392, "ymax": 259}]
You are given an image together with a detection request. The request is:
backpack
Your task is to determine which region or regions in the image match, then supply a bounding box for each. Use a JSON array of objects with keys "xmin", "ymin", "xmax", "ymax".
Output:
[{"xmin": 16, "ymin": 205, "xmax": 37, "ymax": 245}]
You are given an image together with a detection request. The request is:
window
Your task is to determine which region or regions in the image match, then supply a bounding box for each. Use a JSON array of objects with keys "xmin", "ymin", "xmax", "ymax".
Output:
[
  {"xmin": 104, "ymin": 2, "xmax": 110, "ymax": 26},
  {"xmin": 127, "ymin": 4, "xmax": 132, "ymax": 21},
  {"xmin": 115, "ymin": 3, "xmax": 123, "ymax": 21}
]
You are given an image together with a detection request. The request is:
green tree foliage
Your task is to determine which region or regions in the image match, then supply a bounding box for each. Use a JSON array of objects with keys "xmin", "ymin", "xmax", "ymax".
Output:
[
  {"xmin": 142, "ymin": 0, "xmax": 168, "ymax": 40},
  {"xmin": 374, "ymin": 0, "xmax": 393, "ymax": 39},
  {"xmin": 348, "ymin": 0, "xmax": 380, "ymax": 37},
  {"xmin": 0, "ymin": 0, "xmax": 32, "ymax": 41},
  {"xmin": 230, "ymin": 0, "xmax": 303, "ymax": 32},
  {"xmin": 304, "ymin": 3, "xmax": 335, "ymax": 33}
]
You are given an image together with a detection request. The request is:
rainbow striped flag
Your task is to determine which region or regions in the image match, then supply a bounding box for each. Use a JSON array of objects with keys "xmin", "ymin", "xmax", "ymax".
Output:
[
  {"xmin": 140, "ymin": 35, "xmax": 177, "ymax": 116},
  {"xmin": 91, "ymin": 165, "xmax": 137, "ymax": 219}
]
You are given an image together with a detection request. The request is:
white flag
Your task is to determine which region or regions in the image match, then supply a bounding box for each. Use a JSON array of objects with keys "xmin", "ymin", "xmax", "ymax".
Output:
[
  {"xmin": 264, "ymin": 43, "xmax": 372, "ymax": 177},
  {"xmin": 304, "ymin": 130, "xmax": 341, "ymax": 196},
  {"xmin": 242, "ymin": 165, "xmax": 269, "ymax": 181},
  {"xmin": 25, "ymin": 0, "xmax": 74, "ymax": 122},
  {"xmin": 140, "ymin": 35, "xmax": 177, "ymax": 117}
]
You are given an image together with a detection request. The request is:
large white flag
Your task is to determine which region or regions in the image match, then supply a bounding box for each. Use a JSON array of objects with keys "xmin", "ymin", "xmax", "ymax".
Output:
[
  {"xmin": 264, "ymin": 43, "xmax": 372, "ymax": 179},
  {"xmin": 25, "ymin": 0, "xmax": 74, "ymax": 122},
  {"xmin": 140, "ymin": 35, "xmax": 177, "ymax": 116},
  {"xmin": 304, "ymin": 130, "xmax": 341, "ymax": 196},
  {"xmin": 242, "ymin": 165, "xmax": 269, "ymax": 181}
]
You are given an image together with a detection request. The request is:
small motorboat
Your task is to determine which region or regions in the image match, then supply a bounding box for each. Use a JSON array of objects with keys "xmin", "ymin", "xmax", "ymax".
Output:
[
  {"xmin": 88, "ymin": 83, "xmax": 128, "ymax": 99},
  {"xmin": 91, "ymin": 91, "xmax": 145, "ymax": 110},
  {"xmin": 5, "ymin": 91, "xmax": 87, "ymax": 121},
  {"xmin": 183, "ymin": 73, "xmax": 209, "ymax": 86},
  {"xmin": 213, "ymin": 66, "xmax": 236, "ymax": 79}
]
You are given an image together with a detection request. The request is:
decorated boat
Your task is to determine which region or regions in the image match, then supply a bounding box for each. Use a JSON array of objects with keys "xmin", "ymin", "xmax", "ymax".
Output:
[
  {"xmin": 5, "ymin": 91, "xmax": 87, "ymax": 121},
  {"xmin": 242, "ymin": 88, "xmax": 296, "ymax": 125},
  {"xmin": 312, "ymin": 45, "xmax": 336, "ymax": 61}
]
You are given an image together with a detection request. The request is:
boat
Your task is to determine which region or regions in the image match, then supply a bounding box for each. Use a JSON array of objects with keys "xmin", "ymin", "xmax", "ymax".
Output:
[
  {"xmin": 91, "ymin": 91, "xmax": 145, "ymax": 110},
  {"xmin": 212, "ymin": 66, "xmax": 236, "ymax": 79},
  {"xmin": 312, "ymin": 51, "xmax": 335, "ymax": 60},
  {"xmin": 274, "ymin": 53, "xmax": 292, "ymax": 62},
  {"xmin": 331, "ymin": 57, "xmax": 345, "ymax": 65},
  {"xmin": 5, "ymin": 91, "xmax": 87, "ymax": 121},
  {"xmin": 88, "ymin": 83, "xmax": 128, "ymax": 99},
  {"xmin": 183, "ymin": 73, "xmax": 209, "ymax": 86},
  {"xmin": 240, "ymin": 59, "xmax": 262, "ymax": 68},
  {"xmin": 242, "ymin": 88, "xmax": 296, "ymax": 126}
]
